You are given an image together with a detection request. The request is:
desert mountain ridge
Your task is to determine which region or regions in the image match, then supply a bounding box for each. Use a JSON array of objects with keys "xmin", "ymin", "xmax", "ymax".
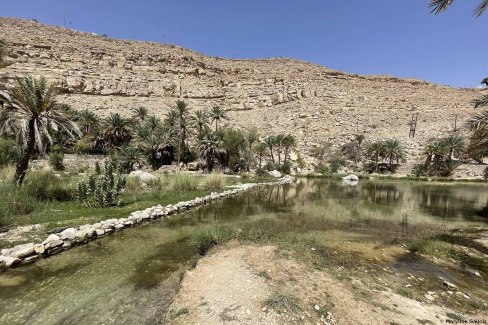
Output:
[{"xmin": 0, "ymin": 17, "xmax": 484, "ymax": 165}]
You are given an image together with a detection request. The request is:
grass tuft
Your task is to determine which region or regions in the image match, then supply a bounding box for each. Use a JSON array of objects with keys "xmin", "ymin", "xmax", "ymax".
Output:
[
  {"xmin": 170, "ymin": 174, "xmax": 200, "ymax": 191},
  {"xmin": 264, "ymin": 291, "xmax": 301, "ymax": 312},
  {"xmin": 201, "ymin": 174, "xmax": 225, "ymax": 190}
]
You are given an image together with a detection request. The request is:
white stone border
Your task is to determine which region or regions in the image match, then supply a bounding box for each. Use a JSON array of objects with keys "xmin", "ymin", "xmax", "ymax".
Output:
[{"xmin": 0, "ymin": 176, "xmax": 292, "ymax": 270}]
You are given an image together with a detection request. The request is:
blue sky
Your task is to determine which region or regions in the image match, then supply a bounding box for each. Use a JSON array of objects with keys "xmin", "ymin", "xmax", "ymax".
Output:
[{"xmin": 2, "ymin": 0, "xmax": 486, "ymax": 87}]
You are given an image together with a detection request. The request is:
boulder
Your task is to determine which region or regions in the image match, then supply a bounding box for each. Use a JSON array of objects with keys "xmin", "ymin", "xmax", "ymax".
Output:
[
  {"xmin": 0, "ymin": 255, "xmax": 20, "ymax": 267},
  {"xmin": 42, "ymin": 234, "xmax": 64, "ymax": 249},
  {"xmin": 268, "ymin": 170, "xmax": 282, "ymax": 178},
  {"xmin": 342, "ymin": 174, "xmax": 359, "ymax": 181},
  {"xmin": 1, "ymin": 243, "xmax": 35, "ymax": 258},
  {"xmin": 33, "ymin": 244, "xmax": 46, "ymax": 255},
  {"xmin": 129, "ymin": 170, "xmax": 157, "ymax": 184},
  {"xmin": 59, "ymin": 228, "xmax": 78, "ymax": 241}
]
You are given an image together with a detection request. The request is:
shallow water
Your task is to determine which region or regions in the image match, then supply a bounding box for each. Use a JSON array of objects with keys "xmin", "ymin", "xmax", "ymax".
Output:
[{"xmin": 1, "ymin": 178, "xmax": 487, "ymax": 324}]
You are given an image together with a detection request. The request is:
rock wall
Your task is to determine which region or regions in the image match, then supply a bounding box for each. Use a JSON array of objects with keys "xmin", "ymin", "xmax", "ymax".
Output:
[{"xmin": 0, "ymin": 18, "xmax": 485, "ymax": 163}]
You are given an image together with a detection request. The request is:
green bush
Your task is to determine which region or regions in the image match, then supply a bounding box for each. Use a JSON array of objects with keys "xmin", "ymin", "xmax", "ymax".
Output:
[
  {"xmin": 76, "ymin": 161, "xmax": 126, "ymax": 207},
  {"xmin": 315, "ymin": 163, "xmax": 330, "ymax": 174},
  {"xmin": 329, "ymin": 154, "xmax": 346, "ymax": 173},
  {"xmin": 264, "ymin": 161, "xmax": 277, "ymax": 171},
  {"xmin": 0, "ymin": 138, "xmax": 18, "ymax": 166},
  {"xmin": 170, "ymin": 174, "xmax": 199, "ymax": 191},
  {"xmin": 278, "ymin": 161, "xmax": 292, "ymax": 174},
  {"xmin": 255, "ymin": 167, "xmax": 268, "ymax": 177},
  {"xmin": 48, "ymin": 145, "xmax": 65, "ymax": 171},
  {"xmin": 411, "ymin": 164, "xmax": 427, "ymax": 177}
]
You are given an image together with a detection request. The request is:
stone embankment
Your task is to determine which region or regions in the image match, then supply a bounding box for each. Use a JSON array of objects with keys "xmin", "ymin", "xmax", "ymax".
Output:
[{"xmin": 0, "ymin": 176, "xmax": 292, "ymax": 271}]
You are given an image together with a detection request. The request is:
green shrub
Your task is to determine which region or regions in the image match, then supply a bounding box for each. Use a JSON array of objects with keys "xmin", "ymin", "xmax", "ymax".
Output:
[
  {"xmin": 278, "ymin": 161, "xmax": 292, "ymax": 174},
  {"xmin": 202, "ymin": 174, "xmax": 225, "ymax": 190},
  {"xmin": 76, "ymin": 161, "xmax": 126, "ymax": 207},
  {"xmin": 23, "ymin": 170, "xmax": 74, "ymax": 201},
  {"xmin": 170, "ymin": 174, "xmax": 199, "ymax": 192},
  {"xmin": 255, "ymin": 167, "xmax": 267, "ymax": 177},
  {"xmin": 411, "ymin": 164, "xmax": 427, "ymax": 177},
  {"xmin": 0, "ymin": 138, "xmax": 18, "ymax": 166},
  {"xmin": 315, "ymin": 163, "xmax": 330, "ymax": 174},
  {"xmin": 48, "ymin": 145, "xmax": 65, "ymax": 171},
  {"xmin": 329, "ymin": 154, "xmax": 346, "ymax": 173},
  {"xmin": 74, "ymin": 140, "xmax": 91, "ymax": 154},
  {"xmin": 264, "ymin": 161, "xmax": 277, "ymax": 171}
]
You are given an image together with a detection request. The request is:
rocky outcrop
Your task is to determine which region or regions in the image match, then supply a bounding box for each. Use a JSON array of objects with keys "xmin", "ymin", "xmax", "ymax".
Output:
[{"xmin": 0, "ymin": 18, "xmax": 485, "ymax": 162}]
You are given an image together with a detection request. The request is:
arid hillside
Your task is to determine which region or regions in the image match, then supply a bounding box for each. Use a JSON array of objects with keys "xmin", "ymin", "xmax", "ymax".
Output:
[{"xmin": 0, "ymin": 17, "xmax": 484, "ymax": 163}]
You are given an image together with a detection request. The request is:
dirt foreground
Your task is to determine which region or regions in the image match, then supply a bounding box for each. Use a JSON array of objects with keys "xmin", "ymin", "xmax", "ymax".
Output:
[{"xmin": 165, "ymin": 243, "xmax": 476, "ymax": 325}]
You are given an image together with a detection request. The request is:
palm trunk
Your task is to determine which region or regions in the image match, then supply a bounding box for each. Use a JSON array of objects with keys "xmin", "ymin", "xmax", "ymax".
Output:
[
  {"xmin": 259, "ymin": 154, "xmax": 262, "ymax": 168},
  {"xmin": 269, "ymin": 147, "xmax": 274, "ymax": 163},
  {"xmin": 14, "ymin": 119, "xmax": 35, "ymax": 186},
  {"xmin": 375, "ymin": 154, "xmax": 379, "ymax": 173}
]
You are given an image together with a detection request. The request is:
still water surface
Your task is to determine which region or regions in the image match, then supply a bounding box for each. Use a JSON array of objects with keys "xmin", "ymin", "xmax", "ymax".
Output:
[{"xmin": 1, "ymin": 179, "xmax": 487, "ymax": 324}]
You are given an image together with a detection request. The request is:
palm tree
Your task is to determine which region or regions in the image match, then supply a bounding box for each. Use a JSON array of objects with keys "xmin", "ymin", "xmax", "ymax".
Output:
[
  {"xmin": 384, "ymin": 139, "xmax": 406, "ymax": 169},
  {"xmin": 138, "ymin": 133, "xmax": 168, "ymax": 170},
  {"xmin": 245, "ymin": 128, "xmax": 259, "ymax": 170},
  {"xmin": 192, "ymin": 110, "xmax": 210, "ymax": 140},
  {"xmin": 132, "ymin": 106, "xmax": 148, "ymax": 122},
  {"xmin": 264, "ymin": 136, "xmax": 276, "ymax": 163},
  {"xmin": 423, "ymin": 140, "xmax": 448, "ymax": 175},
  {"xmin": 209, "ymin": 106, "xmax": 226, "ymax": 132},
  {"xmin": 354, "ymin": 134, "xmax": 365, "ymax": 163},
  {"xmin": 282, "ymin": 134, "xmax": 296, "ymax": 164},
  {"xmin": 117, "ymin": 145, "xmax": 144, "ymax": 173},
  {"xmin": 366, "ymin": 141, "xmax": 386, "ymax": 173},
  {"xmin": 102, "ymin": 113, "xmax": 132, "ymax": 148},
  {"xmin": 255, "ymin": 142, "xmax": 268, "ymax": 168},
  {"xmin": 274, "ymin": 134, "xmax": 286, "ymax": 164},
  {"xmin": 429, "ymin": 0, "xmax": 488, "ymax": 17},
  {"xmin": 145, "ymin": 115, "xmax": 162, "ymax": 132},
  {"xmin": 440, "ymin": 135, "xmax": 466, "ymax": 161},
  {"xmin": 175, "ymin": 100, "xmax": 190, "ymax": 166},
  {"xmin": 77, "ymin": 109, "xmax": 100, "ymax": 136},
  {"xmin": 464, "ymin": 79, "xmax": 488, "ymax": 160},
  {"xmin": 198, "ymin": 133, "xmax": 221, "ymax": 172},
  {"xmin": 0, "ymin": 76, "xmax": 80, "ymax": 185}
]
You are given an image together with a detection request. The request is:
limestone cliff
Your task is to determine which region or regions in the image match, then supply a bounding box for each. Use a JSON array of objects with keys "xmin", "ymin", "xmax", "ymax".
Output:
[{"xmin": 0, "ymin": 17, "xmax": 484, "ymax": 163}]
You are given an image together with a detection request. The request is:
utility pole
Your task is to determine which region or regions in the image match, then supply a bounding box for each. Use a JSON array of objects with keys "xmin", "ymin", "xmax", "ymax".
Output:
[{"xmin": 409, "ymin": 113, "xmax": 419, "ymax": 138}]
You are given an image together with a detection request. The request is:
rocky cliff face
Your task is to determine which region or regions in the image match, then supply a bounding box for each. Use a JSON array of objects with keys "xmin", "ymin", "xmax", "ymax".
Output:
[{"xmin": 0, "ymin": 18, "xmax": 484, "ymax": 163}]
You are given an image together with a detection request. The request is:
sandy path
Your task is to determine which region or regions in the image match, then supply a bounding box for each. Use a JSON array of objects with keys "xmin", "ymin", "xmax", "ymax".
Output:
[{"xmin": 166, "ymin": 243, "xmax": 480, "ymax": 325}]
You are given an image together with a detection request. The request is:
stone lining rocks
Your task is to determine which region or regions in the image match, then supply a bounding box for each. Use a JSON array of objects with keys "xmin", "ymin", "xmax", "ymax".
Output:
[{"xmin": 0, "ymin": 176, "xmax": 292, "ymax": 271}]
